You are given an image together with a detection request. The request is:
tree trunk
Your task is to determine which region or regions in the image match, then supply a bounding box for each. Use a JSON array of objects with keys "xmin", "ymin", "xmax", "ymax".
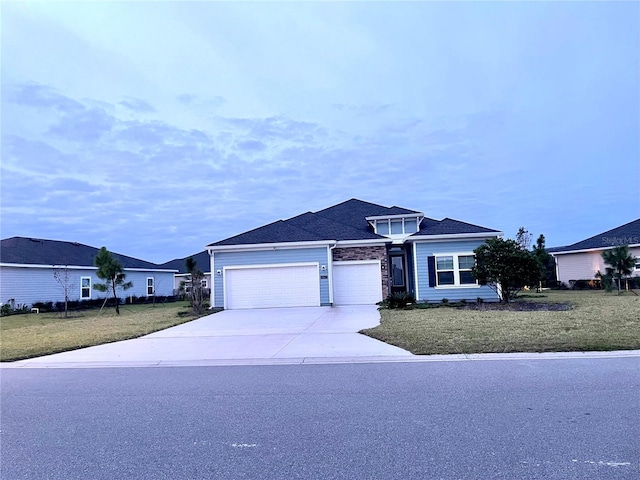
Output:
[{"xmin": 112, "ymin": 278, "xmax": 120, "ymax": 315}]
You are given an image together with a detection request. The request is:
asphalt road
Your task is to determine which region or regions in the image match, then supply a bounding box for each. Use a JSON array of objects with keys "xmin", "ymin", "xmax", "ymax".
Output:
[{"xmin": 2, "ymin": 358, "xmax": 638, "ymax": 480}]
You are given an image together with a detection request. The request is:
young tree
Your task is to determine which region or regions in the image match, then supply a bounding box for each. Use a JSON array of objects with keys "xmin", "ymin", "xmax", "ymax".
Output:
[
  {"xmin": 515, "ymin": 227, "xmax": 533, "ymax": 250},
  {"xmin": 601, "ymin": 245, "xmax": 636, "ymax": 295},
  {"xmin": 532, "ymin": 234, "xmax": 555, "ymax": 290},
  {"xmin": 185, "ymin": 256, "xmax": 205, "ymax": 314},
  {"xmin": 473, "ymin": 237, "xmax": 541, "ymax": 303},
  {"xmin": 93, "ymin": 247, "xmax": 132, "ymax": 315},
  {"xmin": 53, "ymin": 266, "xmax": 72, "ymax": 318}
]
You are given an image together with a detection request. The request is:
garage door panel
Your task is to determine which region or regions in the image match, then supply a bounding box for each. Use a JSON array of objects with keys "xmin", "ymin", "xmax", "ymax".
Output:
[
  {"xmin": 225, "ymin": 265, "xmax": 320, "ymax": 309},
  {"xmin": 333, "ymin": 262, "xmax": 382, "ymax": 305}
]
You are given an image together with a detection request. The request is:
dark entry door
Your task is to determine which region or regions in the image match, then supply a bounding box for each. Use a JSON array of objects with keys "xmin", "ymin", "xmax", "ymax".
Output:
[{"xmin": 389, "ymin": 255, "xmax": 406, "ymax": 294}]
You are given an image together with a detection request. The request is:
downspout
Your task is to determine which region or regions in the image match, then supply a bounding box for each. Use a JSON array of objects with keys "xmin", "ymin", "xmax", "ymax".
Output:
[
  {"xmin": 328, "ymin": 242, "xmax": 337, "ymax": 306},
  {"xmin": 208, "ymin": 248, "xmax": 215, "ymax": 309},
  {"xmin": 412, "ymin": 242, "xmax": 419, "ymax": 301}
]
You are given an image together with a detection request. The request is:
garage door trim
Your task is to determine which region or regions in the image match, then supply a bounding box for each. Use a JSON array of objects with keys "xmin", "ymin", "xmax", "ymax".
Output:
[
  {"xmin": 223, "ymin": 262, "xmax": 320, "ymax": 309},
  {"xmin": 332, "ymin": 260, "xmax": 383, "ymax": 306}
]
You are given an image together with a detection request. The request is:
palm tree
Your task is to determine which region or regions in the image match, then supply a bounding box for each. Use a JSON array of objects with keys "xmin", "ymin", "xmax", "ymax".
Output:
[{"xmin": 601, "ymin": 245, "xmax": 636, "ymax": 295}]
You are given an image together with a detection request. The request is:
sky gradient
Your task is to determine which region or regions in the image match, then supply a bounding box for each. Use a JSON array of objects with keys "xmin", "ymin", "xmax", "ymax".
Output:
[{"xmin": 2, "ymin": 1, "xmax": 639, "ymax": 263}]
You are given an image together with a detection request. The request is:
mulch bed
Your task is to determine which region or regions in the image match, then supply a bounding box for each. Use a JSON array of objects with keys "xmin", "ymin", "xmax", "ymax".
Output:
[{"xmin": 460, "ymin": 302, "xmax": 573, "ymax": 311}]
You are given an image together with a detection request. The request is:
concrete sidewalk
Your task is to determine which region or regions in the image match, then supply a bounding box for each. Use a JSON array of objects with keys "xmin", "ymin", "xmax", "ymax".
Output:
[{"xmin": 5, "ymin": 306, "xmax": 413, "ymax": 368}]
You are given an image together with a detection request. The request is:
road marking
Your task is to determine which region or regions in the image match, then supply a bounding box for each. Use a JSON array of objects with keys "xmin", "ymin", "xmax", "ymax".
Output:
[
  {"xmin": 231, "ymin": 443, "xmax": 257, "ymax": 448},
  {"xmin": 573, "ymin": 459, "xmax": 631, "ymax": 467}
]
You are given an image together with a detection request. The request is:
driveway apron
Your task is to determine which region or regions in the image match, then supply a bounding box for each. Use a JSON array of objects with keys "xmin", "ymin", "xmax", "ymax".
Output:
[{"xmin": 11, "ymin": 306, "xmax": 412, "ymax": 366}]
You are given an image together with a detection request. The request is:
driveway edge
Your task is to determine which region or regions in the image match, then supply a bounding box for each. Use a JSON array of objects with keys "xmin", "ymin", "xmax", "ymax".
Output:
[{"xmin": 2, "ymin": 350, "xmax": 639, "ymax": 369}]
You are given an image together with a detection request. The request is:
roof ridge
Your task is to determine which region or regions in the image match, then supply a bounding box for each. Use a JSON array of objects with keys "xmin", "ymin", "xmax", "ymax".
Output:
[{"xmin": 562, "ymin": 218, "xmax": 640, "ymax": 249}]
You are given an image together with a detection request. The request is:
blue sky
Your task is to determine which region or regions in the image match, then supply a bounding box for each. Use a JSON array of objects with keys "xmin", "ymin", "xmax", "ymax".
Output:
[{"xmin": 2, "ymin": 1, "xmax": 639, "ymax": 263}]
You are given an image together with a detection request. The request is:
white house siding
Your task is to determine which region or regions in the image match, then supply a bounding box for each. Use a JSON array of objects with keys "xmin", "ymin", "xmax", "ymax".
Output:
[
  {"xmin": 555, "ymin": 246, "xmax": 640, "ymax": 284},
  {"xmin": 0, "ymin": 265, "xmax": 175, "ymax": 307},
  {"xmin": 172, "ymin": 273, "xmax": 212, "ymax": 295},
  {"xmin": 414, "ymin": 239, "xmax": 500, "ymax": 303}
]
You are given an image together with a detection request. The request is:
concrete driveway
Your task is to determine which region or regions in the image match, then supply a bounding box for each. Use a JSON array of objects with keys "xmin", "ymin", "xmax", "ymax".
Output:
[{"xmin": 11, "ymin": 306, "xmax": 412, "ymax": 367}]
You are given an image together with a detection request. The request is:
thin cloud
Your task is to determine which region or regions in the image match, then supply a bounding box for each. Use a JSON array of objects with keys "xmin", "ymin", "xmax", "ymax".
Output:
[
  {"xmin": 48, "ymin": 107, "xmax": 116, "ymax": 142},
  {"xmin": 119, "ymin": 97, "xmax": 156, "ymax": 113},
  {"xmin": 8, "ymin": 82, "xmax": 84, "ymax": 114}
]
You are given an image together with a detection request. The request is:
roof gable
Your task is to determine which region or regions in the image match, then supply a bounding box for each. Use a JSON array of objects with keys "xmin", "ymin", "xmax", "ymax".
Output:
[
  {"xmin": 208, "ymin": 199, "xmax": 500, "ymax": 247},
  {"xmin": 209, "ymin": 219, "xmax": 326, "ymax": 246},
  {"xmin": 159, "ymin": 250, "xmax": 211, "ymax": 273},
  {"xmin": 0, "ymin": 237, "xmax": 163, "ymax": 270},
  {"xmin": 412, "ymin": 217, "xmax": 501, "ymax": 236},
  {"xmin": 286, "ymin": 211, "xmax": 382, "ymax": 242},
  {"xmin": 552, "ymin": 218, "xmax": 640, "ymax": 252}
]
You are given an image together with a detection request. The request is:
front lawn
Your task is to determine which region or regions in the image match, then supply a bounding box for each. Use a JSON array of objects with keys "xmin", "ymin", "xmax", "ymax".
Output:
[
  {"xmin": 361, "ymin": 290, "xmax": 640, "ymax": 355},
  {"xmin": 0, "ymin": 302, "xmax": 207, "ymax": 362}
]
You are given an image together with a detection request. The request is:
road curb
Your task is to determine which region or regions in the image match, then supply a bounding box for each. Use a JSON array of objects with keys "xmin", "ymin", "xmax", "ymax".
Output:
[{"xmin": 2, "ymin": 350, "xmax": 639, "ymax": 369}]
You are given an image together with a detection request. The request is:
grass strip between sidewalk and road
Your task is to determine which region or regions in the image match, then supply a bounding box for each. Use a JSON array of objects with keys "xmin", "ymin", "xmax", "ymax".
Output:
[
  {"xmin": 0, "ymin": 302, "xmax": 207, "ymax": 362},
  {"xmin": 361, "ymin": 290, "xmax": 640, "ymax": 355}
]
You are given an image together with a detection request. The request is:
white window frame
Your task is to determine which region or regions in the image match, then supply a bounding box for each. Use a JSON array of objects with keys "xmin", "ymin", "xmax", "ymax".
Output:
[
  {"xmin": 434, "ymin": 253, "xmax": 478, "ymax": 288},
  {"xmin": 80, "ymin": 276, "xmax": 91, "ymax": 299},
  {"xmin": 146, "ymin": 277, "xmax": 155, "ymax": 296},
  {"xmin": 374, "ymin": 217, "xmax": 421, "ymax": 235}
]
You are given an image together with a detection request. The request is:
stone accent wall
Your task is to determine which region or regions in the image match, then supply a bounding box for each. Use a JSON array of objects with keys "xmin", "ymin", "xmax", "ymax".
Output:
[{"xmin": 332, "ymin": 246, "xmax": 389, "ymax": 297}]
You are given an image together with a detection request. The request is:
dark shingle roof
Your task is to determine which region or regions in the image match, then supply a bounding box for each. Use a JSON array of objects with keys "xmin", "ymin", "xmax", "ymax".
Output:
[
  {"xmin": 550, "ymin": 219, "xmax": 640, "ymax": 253},
  {"xmin": 158, "ymin": 250, "xmax": 211, "ymax": 273},
  {"xmin": 413, "ymin": 218, "xmax": 501, "ymax": 236},
  {"xmin": 0, "ymin": 237, "xmax": 168, "ymax": 270},
  {"xmin": 208, "ymin": 198, "xmax": 500, "ymax": 247},
  {"xmin": 286, "ymin": 211, "xmax": 381, "ymax": 241},
  {"xmin": 210, "ymin": 220, "xmax": 327, "ymax": 246}
]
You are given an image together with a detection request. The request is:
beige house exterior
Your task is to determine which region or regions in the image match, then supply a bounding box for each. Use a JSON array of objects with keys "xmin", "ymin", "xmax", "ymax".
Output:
[
  {"xmin": 553, "ymin": 246, "xmax": 640, "ymax": 285},
  {"xmin": 550, "ymin": 219, "xmax": 640, "ymax": 285}
]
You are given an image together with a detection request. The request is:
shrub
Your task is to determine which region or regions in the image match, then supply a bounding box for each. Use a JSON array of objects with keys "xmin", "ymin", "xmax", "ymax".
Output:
[
  {"xmin": 32, "ymin": 301, "xmax": 54, "ymax": 313},
  {"xmin": 569, "ymin": 279, "xmax": 602, "ymax": 290},
  {"xmin": 0, "ymin": 304, "xmax": 29, "ymax": 316},
  {"xmin": 441, "ymin": 298, "xmax": 449, "ymax": 304},
  {"xmin": 383, "ymin": 291, "xmax": 416, "ymax": 309}
]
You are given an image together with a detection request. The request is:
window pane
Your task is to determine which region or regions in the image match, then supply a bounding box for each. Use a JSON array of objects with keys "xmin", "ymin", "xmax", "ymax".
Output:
[
  {"xmin": 458, "ymin": 255, "xmax": 475, "ymax": 270},
  {"xmin": 82, "ymin": 278, "xmax": 90, "ymax": 288},
  {"xmin": 459, "ymin": 271, "xmax": 476, "ymax": 284},
  {"xmin": 147, "ymin": 278, "xmax": 153, "ymax": 286},
  {"xmin": 377, "ymin": 221, "xmax": 389, "ymax": 235},
  {"xmin": 391, "ymin": 257, "xmax": 404, "ymax": 287},
  {"xmin": 391, "ymin": 220, "xmax": 403, "ymax": 234},
  {"xmin": 436, "ymin": 256, "xmax": 454, "ymax": 270},
  {"xmin": 437, "ymin": 271, "xmax": 454, "ymax": 285},
  {"xmin": 404, "ymin": 219, "xmax": 417, "ymax": 233}
]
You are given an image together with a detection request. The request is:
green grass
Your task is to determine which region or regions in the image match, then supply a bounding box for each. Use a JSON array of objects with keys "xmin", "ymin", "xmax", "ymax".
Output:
[
  {"xmin": 361, "ymin": 290, "xmax": 640, "ymax": 355},
  {"xmin": 0, "ymin": 302, "xmax": 207, "ymax": 362}
]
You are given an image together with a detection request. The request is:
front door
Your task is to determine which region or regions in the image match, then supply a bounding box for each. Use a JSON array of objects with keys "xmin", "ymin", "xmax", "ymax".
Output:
[{"xmin": 389, "ymin": 255, "xmax": 406, "ymax": 294}]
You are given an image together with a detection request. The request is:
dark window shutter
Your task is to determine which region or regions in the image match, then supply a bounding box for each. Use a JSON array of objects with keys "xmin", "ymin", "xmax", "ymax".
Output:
[{"xmin": 427, "ymin": 256, "xmax": 436, "ymax": 287}]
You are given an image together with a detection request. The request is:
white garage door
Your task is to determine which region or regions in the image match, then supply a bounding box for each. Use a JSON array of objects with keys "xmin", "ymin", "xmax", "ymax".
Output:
[
  {"xmin": 333, "ymin": 261, "xmax": 383, "ymax": 305},
  {"xmin": 225, "ymin": 264, "xmax": 320, "ymax": 309}
]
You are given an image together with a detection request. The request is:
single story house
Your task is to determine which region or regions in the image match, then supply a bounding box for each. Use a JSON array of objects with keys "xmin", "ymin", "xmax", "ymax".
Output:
[
  {"xmin": 158, "ymin": 250, "xmax": 212, "ymax": 294},
  {"xmin": 0, "ymin": 237, "xmax": 177, "ymax": 308},
  {"xmin": 206, "ymin": 199, "xmax": 502, "ymax": 309},
  {"xmin": 549, "ymin": 219, "xmax": 640, "ymax": 285}
]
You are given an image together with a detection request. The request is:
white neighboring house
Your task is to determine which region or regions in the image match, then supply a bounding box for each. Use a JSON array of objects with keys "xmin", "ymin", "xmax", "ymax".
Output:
[
  {"xmin": 158, "ymin": 250, "xmax": 212, "ymax": 295},
  {"xmin": 0, "ymin": 237, "xmax": 178, "ymax": 308},
  {"xmin": 549, "ymin": 219, "xmax": 640, "ymax": 286}
]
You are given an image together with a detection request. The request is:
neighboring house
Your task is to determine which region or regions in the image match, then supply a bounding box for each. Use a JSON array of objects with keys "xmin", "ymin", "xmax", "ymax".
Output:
[
  {"xmin": 206, "ymin": 199, "xmax": 502, "ymax": 309},
  {"xmin": 158, "ymin": 250, "xmax": 212, "ymax": 294},
  {"xmin": 0, "ymin": 237, "xmax": 178, "ymax": 308},
  {"xmin": 549, "ymin": 219, "xmax": 640, "ymax": 285}
]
